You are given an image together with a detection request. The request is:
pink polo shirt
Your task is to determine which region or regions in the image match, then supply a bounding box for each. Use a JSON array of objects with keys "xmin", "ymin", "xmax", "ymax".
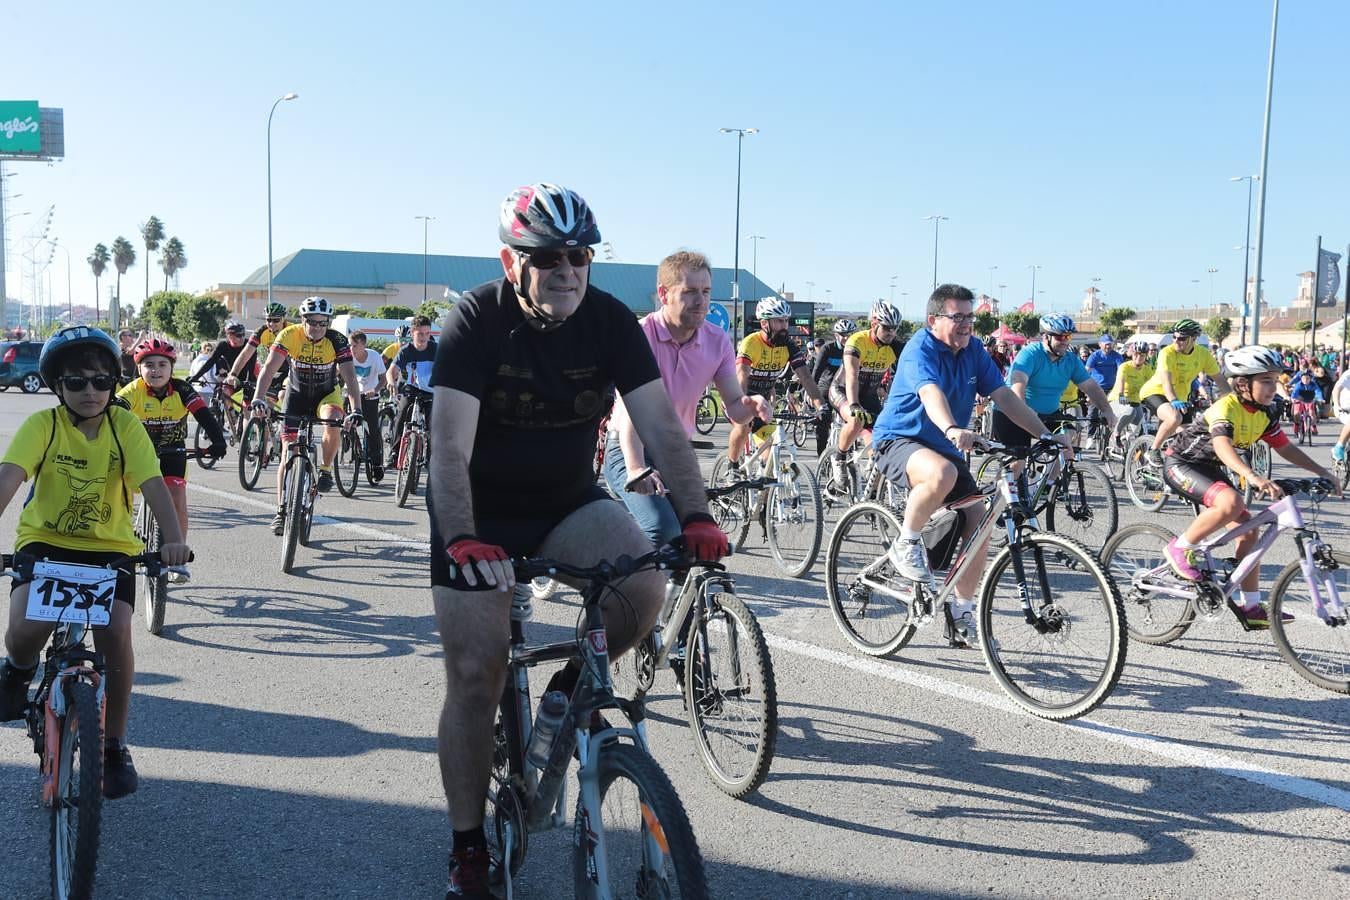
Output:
[{"xmin": 613, "ymin": 312, "xmax": 736, "ymax": 437}]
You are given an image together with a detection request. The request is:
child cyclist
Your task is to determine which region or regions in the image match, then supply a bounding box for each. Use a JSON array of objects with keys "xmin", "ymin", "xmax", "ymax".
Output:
[
  {"xmin": 1160, "ymin": 345, "xmax": 1340, "ymax": 627},
  {"xmin": 0, "ymin": 327, "xmax": 193, "ymax": 798},
  {"xmin": 116, "ymin": 338, "xmax": 227, "ymax": 544}
]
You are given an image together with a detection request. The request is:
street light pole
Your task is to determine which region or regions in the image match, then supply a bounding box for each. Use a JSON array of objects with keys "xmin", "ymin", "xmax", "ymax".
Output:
[
  {"xmin": 266, "ymin": 92, "xmax": 299, "ymax": 324},
  {"xmin": 923, "ymin": 215, "xmax": 948, "ymax": 289},
  {"xmin": 1028, "ymin": 264, "xmax": 1042, "ymax": 309},
  {"xmin": 1206, "ymin": 267, "xmax": 1218, "ymax": 306},
  {"xmin": 415, "ymin": 215, "xmax": 434, "ymax": 307},
  {"xmin": 746, "ymin": 235, "xmax": 765, "ymax": 306},
  {"xmin": 889, "ymin": 275, "xmax": 898, "ymax": 305},
  {"xmin": 720, "ymin": 127, "xmax": 758, "ymax": 336},
  {"xmin": 987, "ymin": 265, "xmax": 998, "ymax": 300},
  {"xmin": 1230, "ymin": 175, "xmax": 1259, "ymax": 343},
  {"xmin": 805, "ymin": 281, "xmax": 814, "ymax": 302},
  {"xmin": 45, "ymin": 239, "xmax": 72, "ymax": 321},
  {"xmin": 1250, "ymin": 0, "xmax": 1278, "ymax": 345}
]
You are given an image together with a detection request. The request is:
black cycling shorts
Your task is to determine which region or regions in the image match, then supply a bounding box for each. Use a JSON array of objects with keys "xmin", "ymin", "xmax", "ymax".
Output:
[
  {"xmin": 1161, "ymin": 456, "xmax": 1236, "ymax": 508},
  {"xmin": 281, "ymin": 387, "xmax": 342, "ymax": 435},
  {"xmin": 11, "ymin": 542, "xmax": 137, "ymax": 610},
  {"xmin": 828, "ymin": 383, "xmax": 883, "ymax": 419},
  {"xmin": 991, "ymin": 409, "xmax": 1075, "ymax": 449}
]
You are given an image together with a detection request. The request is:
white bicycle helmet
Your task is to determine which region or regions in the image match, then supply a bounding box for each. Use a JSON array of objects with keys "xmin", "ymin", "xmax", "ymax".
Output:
[
  {"xmin": 299, "ymin": 296, "xmax": 334, "ymax": 318},
  {"xmin": 756, "ymin": 297, "xmax": 792, "ymax": 320},
  {"xmin": 833, "ymin": 318, "xmax": 855, "ymax": 335},
  {"xmin": 1223, "ymin": 344, "xmax": 1284, "ymax": 378},
  {"xmin": 870, "ymin": 301, "xmax": 901, "ymax": 328}
]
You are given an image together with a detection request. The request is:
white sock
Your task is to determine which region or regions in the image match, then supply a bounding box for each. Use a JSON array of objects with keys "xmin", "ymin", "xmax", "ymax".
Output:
[
  {"xmin": 951, "ymin": 598, "xmax": 975, "ymax": 616},
  {"xmin": 1175, "ymin": 537, "xmax": 1197, "ymax": 549},
  {"xmin": 1240, "ymin": 590, "xmax": 1261, "ymax": 609},
  {"xmin": 899, "ymin": 526, "xmax": 920, "ymax": 542}
]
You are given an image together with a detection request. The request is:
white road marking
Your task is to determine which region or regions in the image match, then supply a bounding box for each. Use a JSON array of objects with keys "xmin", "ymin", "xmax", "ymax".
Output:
[{"xmin": 191, "ymin": 479, "xmax": 1350, "ymax": 813}]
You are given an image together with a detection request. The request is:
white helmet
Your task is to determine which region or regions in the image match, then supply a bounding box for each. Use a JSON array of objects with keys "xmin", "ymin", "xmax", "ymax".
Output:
[
  {"xmin": 756, "ymin": 297, "xmax": 792, "ymax": 320},
  {"xmin": 870, "ymin": 300, "xmax": 901, "ymax": 328},
  {"xmin": 833, "ymin": 318, "xmax": 855, "ymax": 335},
  {"xmin": 1222, "ymin": 344, "xmax": 1284, "ymax": 378},
  {"xmin": 299, "ymin": 296, "xmax": 333, "ymax": 318}
]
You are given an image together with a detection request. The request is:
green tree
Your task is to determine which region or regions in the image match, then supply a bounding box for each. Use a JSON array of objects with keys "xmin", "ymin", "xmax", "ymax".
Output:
[
  {"xmin": 1203, "ymin": 316, "xmax": 1232, "ymax": 346},
  {"xmin": 140, "ymin": 216, "xmax": 165, "ymax": 302},
  {"xmin": 1098, "ymin": 307, "xmax": 1136, "ymax": 345},
  {"xmin": 144, "ymin": 290, "xmax": 192, "ymax": 335},
  {"xmin": 332, "ymin": 304, "xmax": 356, "ymax": 316},
  {"xmin": 160, "ymin": 236, "xmax": 187, "ymax": 290},
  {"xmin": 893, "ymin": 319, "xmax": 918, "ymax": 346},
  {"xmin": 375, "ymin": 304, "xmax": 416, "ymax": 320},
  {"xmin": 417, "ymin": 299, "xmax": 450, "ymax": 322},
  {"xmin": 973, "ymin": 311, "xmax": 999, "ymax": 338},
  {"xmin": 110, "ymin": 236, "xmax": 137, "ymax": 330},
  {"xmin": 1001, "ymin": 311, "xmax": 1041, "ymax": 338},
  {"xmin": 173, "ymin": 294, "xmax": 229, "ymax": 341},
  {"xmin": 88, "ymin": 243, "xmax": 110, "ymax": 324}
]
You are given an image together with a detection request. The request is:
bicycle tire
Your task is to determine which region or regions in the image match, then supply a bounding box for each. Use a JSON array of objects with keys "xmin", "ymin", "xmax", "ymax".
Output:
[
  {"xmin": 766, "ymin": 462, "xmax": 823, "ymax": 577},
  {"xmin": 684, "ymin": 590, "xmax": 777, "ymax": 798},
  {"xmin": 978, "ymin": 531, "xmax": 1127, "ymax": 720},
  {"xmin": 1044, "ymin": 461, "xmax": 1118, "ymax": 555},
  {"xmin": 572, "ymin": 743, "xmax": 708, "ymax": 900},
  {"xmin": 815, "ymin": 453, "xmax": 851, "ymax": 517},
  {"xmin": 1099, "ymin": 523, "xmax": 1195, "ymax": 645},
  {"xmin": 1124, "ymin": 435, "xmax": 1168, "ymax": 512},
  {"xmin": 335, "ymin": 429, "xmax": 360, "ymax": 497},
  {"xmin": 238, "ymin": 418, "xmax": 266, "ymax": 491},
  {"xmin": 791, "ymin": 416, "xmax": 808, "ymax": 449},
  {"xmin": 396, "ymin": 433, "xmax": 420, "ymax": 507},
  {"xmin": 694, "ymin": 394, "xmax": 717, "ymax": 436},
  {"xmin": 824, "ymin": 501, "xmax": 916, "ymax": 657},
  {"xmin": 143, "ymin": 514, "xmax": 168, "ymax": 636},
  {"xmin": 1268, "ymin": 551, "xmax": 1350, "ymax": 694},
  {"xmin": 50, "ymin": 679, "xmax": 103, "ymax": 900},
  {"xmin": 709, "ymin": 454, "xmax": 752, "ymax": 549},
  {"xmin": 281, "ymin": 462, "xmax": 306, "ymax": 574},
  {"xmin": 193, "ymin": 420, "xmax": 217, "ymax": 469}
]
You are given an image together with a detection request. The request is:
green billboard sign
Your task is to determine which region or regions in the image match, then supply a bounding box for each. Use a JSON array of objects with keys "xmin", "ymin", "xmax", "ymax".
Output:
[{"xmin": 0, "ymin": 101, "xmax": 42, "ymax": 153}]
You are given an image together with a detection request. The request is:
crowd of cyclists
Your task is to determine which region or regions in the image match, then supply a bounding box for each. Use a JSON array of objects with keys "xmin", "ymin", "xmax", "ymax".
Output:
[{"xmin": 1, "ymin": 180, "xmax": 1348, "ymax": 898}]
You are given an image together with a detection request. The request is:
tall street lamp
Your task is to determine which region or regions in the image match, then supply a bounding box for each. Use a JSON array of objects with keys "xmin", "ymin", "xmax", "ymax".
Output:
[
  {"xmin": 1206, "ymin": 267, "xmax": 1218, "ymax": 306},
  {"xmin": 45, "ymin": 239, "xmax": 72, "ymax": 321},
  {"xmin": 889, "ymin": 275, "xmax": 898, "ymax": 304},
  {"xmin": 1027, "ymin": 264, "xmax": 1042, "ymax": 309},
  {"xmin": 720, "ymin": 127, "xmax": 758, "ymax": 335},
  {"xmin": 746, "ymin": 234, "xmax": 766, "ymax": 305},
  {"xmin": 415, "ymin": 215, "xmax": 435, "ymax": 306},
  {"xmin": 987, "ymin": 265, "xmax": 998, "ymax": 300},
  {"xmin": 923, "ymin": 215, "xmax": 948, "ymax": 289},
  {"xmin": 266, "ymin": 92, "xmax": 299, "ymax": 323},
  {"xmin": 1250, "ymin": 0, "xmax": 1279, "ymax": 344},
  {"xmin": 805, "ymin": 280, "xmax": 814, "ymax": 302},
  {"xmin": 1230, "ymin": 175, "xmax": 1259, "ymax": 343}
]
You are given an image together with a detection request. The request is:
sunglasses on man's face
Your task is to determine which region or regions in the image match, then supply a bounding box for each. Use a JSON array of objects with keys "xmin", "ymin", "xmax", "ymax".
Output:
[
  {"xmin": 1173, "ymin": 334, "xmax": 1195, "ymax": 342},
  {"xmin": 519, "ymin": 247, "xmax": 594, "ymax": 270},
  {"xmin": 59, "ymin": 374, "xmax": 117, "ymax": 392},
  {"xmin": 303, "ymin": 317, "xmax": 330, "ymax": 327},
  {"xmin": 266, "ymin": 317, "xmax": 283, "ymax": 324},
  {"xmin": 1048, "ymin": 332, "xmax": 1073, "ymax": 341}
]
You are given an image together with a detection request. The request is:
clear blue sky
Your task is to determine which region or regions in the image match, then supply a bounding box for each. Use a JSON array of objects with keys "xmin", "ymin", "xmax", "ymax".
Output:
[{"xmin": 4, "ymin": 0, "xmax": 1347, "ymax": 322}]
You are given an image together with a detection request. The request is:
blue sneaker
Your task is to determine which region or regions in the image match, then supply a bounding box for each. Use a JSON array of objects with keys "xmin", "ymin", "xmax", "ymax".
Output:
[{"xmin": 1333, "ymin": 443, "xmax": 1346, "ymax": 462}]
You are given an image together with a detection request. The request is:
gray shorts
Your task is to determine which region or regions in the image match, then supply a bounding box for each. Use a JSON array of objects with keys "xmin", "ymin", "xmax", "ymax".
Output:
[{"xmin": 874, "ymin": 438, "xmax": 980, "ymax": 504}]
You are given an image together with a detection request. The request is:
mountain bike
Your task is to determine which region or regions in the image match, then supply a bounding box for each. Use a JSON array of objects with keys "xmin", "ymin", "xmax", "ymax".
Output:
[
  {"xmin": 336, "ymin": 396, "xmax": 383, "ymax": 497},
  {"xmin": 1101, "ymin": 477, "xmax": 1348, "ymax": 693},
  {"xmin": 133, "ymin": 448, "xmax": 205, "ymax": 636},
  {"xmin": 694, "ymin": 390, "xmax": 719, "ymax": 436},
  {"xmin": 2, "ymin": 550, "xmax": 186, "ymax": 900},
  {"xmin": 487, "ymin": 548, "xmax": 708, "ymax": 899},
  {"xmin": 709, "ymin": 414, "xmax": 823, "ymax": 577},
  {"xmin": 238, "ymin": 403, "xmax": 282, "ymax": 491},
  {"xmin": 279, "ymin": 415, "xmax": 345, "ymax": 574},
  {"xmin": 824, "ymin": 438, "xmax": 1127, "ymax": 720},
  {"xmin": 1291, "ymin": 401, "xmax": 1318, "ymax": 445},
  {"xmin": 393, "ymin": 387, "xmax": 432, "ymax": 508},
  {"xmin": 189, "ymin": 383, "xmax": 243, "ymax": 470},
  {"xmin": 1125, "ymin": 433, "xmax": 1272, "ymax": 512}
]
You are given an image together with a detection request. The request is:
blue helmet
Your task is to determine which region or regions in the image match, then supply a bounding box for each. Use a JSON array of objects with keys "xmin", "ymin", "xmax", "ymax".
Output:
[
  {"xmin": 1039, "ymin": 314, "xmax": 1076, "ymax": 335},
  {"xmin": 39, "ymin": 326, "xmax": 121, "ymax": 388}
]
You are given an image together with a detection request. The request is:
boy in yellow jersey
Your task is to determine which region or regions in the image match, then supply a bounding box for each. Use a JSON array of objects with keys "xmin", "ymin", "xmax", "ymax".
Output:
[
  {"xmin": 1160, "ymin": 346, "xmax": 1339, "ymax": 626},
  {"xmin": 1140, "ymin": 319, "xmax": 1231, "ymax": 465},
  {"xmin": 0, "ymin": 327, "xmax": 192, "ymax": 799}
]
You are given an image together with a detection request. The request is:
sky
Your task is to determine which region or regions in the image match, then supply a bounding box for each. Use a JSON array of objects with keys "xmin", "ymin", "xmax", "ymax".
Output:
[{"xmin": 3, "ymin": 0, "xmax": 1348, "ymax": 323}]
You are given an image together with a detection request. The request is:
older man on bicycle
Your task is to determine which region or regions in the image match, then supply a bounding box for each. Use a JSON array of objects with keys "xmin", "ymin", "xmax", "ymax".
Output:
[{"xmin": 871, "ymin": 284, "xmax": 1070, "ymax": 648}]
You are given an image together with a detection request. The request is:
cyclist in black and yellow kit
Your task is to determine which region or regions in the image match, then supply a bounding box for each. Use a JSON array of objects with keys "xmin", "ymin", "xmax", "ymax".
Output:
[
  {"xmin": 221, "ymin": 301, "xmax": 290, "ymax": 405},
  {"xmin": 726, "ymin": 296, "xmax": 826, "ymax": 471},
  {"xmin": 825, "ymin": 300, "xmax": 902, "ymax": 492},
  {"xmin": 251, "ymin": 296, "xmax": 364, "ymax": 534}
]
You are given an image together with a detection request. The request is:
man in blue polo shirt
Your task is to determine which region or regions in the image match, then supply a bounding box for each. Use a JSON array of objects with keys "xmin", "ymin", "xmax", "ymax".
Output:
[
  {"xmin": 1083, "ymin": 333, "xmax": 1124, "ymax": 448},
  {"xmin": 872, "ymin": 283, "xmax": 1063, "ymax": 647}
]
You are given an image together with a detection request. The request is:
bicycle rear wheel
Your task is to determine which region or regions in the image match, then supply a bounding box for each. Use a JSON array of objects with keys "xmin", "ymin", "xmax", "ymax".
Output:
[
  {"xmin": 238, "ymin": 418, "xmax": 266, "ymax": 491},
  {"xmin": 694, "ymin": 393, "xmax": 717, "ymax": 436},
  {"xmin": 1268, "ymin": 551, "xmax": 1350, "ymax": 694},
  {"xmin": 1124, "ymin": 435, "xmax": 1168, "ymax": 512},
  {"xmin": 50, "ymin": 679, "xmax": 103, "ymax": 900},
  {"xmin": 708, "ymin": 454, "xmax": 751, "ymax": 549},
  {"xmin": 193, "ymin": 420, "xmax": 218, "ymax": 469},
  {"xmin": 1044, "ymin": 461, "xmax": 1118, "ymax": 555},
  {"xmin": 335, "ymin": 429, "xmax": 360, "ymax": 497},
  {"xmin": 978, "ymin": 531, "xmax": 1126, "ymax": 720},
  {"xmin": 142, "ymin": 514, "xmax": 168, "ymax": 636},
  {"xmin": 574, "ymin": 743, "xmax": 707, "ymax": 899},
  {"xmin": 824, "ymin": 501, "xmax": 916, "ymax": 656},
  {"xmin": 1100, "ymin": 523, "xmax": 1196, "ymax": 645},
  {"xmin": 766, "ymin": 462, "xmax": 822, "ymax": 577},
  {"xmin": 684, "ymin": 590, "xmax": 776, "ymax": 798}
]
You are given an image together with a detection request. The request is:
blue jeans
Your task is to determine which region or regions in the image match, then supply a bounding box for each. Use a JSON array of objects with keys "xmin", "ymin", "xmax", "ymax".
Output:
[{"xmin": 601, "ymin": 431, "xmax": 682, "ymax": 549}]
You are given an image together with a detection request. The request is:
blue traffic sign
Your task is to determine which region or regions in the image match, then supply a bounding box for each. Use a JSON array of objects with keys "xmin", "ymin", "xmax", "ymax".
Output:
[{"xmin": 707, "ymin": 303, "xmax": 730, "ymax": 331}]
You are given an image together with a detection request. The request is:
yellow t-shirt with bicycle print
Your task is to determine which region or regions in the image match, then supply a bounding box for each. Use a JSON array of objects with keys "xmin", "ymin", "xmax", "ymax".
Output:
[
  {"xmin": 2, "ymin": 405, "xmax": 162, "ymax": 556},
  {"xmin": 1139, "ymin": 344, "xmax": 1218, "ymax": 400}
]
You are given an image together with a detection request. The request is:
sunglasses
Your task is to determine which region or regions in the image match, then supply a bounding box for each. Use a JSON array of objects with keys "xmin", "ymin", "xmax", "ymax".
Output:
[
  {"xmin": 519, "ymin": 246, "xmax": 594, "ymax": 269},
  {"xmin": 266, "ymin": 317, "xmax": 283, "ymax": 324},
  {"xmin": 1173, "ymin": 334, "xmax": 1195, "ymax": 341},
  {"xmin": 876, "ymin": 324, "xmax": 898, "ymax": 333},
  {"xmin": 303, "ymin": 317, "xmax": 330, "ymax": 327},
  {"xmin": 59, "ymin": 374, "xmax": 117, "ymax": 391},
  {"xmin": 1048, "ymin": 332, "xmax": 1073, "ymax": 340}
]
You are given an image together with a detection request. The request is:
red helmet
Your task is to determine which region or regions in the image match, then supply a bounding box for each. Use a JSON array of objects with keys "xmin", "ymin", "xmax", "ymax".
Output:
[{"xmin": 133, "ymin": 338, "xmax": 177, "ymax": 364}]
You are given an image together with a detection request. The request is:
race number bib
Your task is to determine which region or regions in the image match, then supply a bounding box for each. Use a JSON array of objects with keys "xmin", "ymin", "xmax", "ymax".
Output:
[{"xmin": 25, "ymin": 561, "xmax": 117, "ymax": 627}]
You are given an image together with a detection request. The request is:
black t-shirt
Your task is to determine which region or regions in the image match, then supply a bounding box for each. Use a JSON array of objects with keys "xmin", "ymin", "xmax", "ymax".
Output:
[
  {"xmin": 432, "ymin": 277, "xmax": 661, "ymax": 518},
  {"xmin": 812, "ymin": 340, "xmax": 846, "ymax": 391},
  {"xmin": 393, "ymin": 340, "xmax": 438, "ymax": 394}
]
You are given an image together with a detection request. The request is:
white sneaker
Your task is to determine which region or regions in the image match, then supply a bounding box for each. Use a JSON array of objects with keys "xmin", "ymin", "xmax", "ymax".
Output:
[
  {"xmin": 887, "ymin": 538, "xmax": 937, "ymax": 591},
  {"xmin": 948, "ymin": 601, "xmax": 979, "ymax": 648},
  {"xmin": 167, "ymin": 568, "xmax": 191, "ymax": 585}
]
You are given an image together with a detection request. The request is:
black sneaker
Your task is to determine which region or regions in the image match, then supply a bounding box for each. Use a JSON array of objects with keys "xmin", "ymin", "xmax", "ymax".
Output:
[
  {"xmin": 270, "ymin": 509, "xmax": 286, "ymax": 536},
  {"xmin": 0, "ymin": 659, "xmax": 36, "ymax": 721},
  {"xmin": 445, "ymin": 845, "xmax": 492, "ymax": 899},
  {"xmin": 103, "ymin": 744, "xmax": 139, "ymax": 799},
  {"xmin": 316, "ymin": 470, "xmax": 334, "ymax": 493},
  {"xmin": 369, "ymin": 465, "xmax": 385, "ymax": 484}
]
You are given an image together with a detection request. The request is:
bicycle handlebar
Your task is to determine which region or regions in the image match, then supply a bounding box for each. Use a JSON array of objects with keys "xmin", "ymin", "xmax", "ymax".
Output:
[
  {"xmin": 1272, "ymin": 477, "xmax": 1337, "ymax": 500},
  {"xmin": 1, "ymin": 549, "xmax": 195, "ymax": 580},
  {"xmin": 513, "ymin": 543, "xmax": 723, "ymax": 583}
]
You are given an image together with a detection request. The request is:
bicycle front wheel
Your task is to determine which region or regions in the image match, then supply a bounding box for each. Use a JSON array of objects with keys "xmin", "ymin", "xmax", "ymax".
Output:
[
  {"xmin": 694, "ymin": 393, "xmax": 717, "ymax": 436},
  {"xmin": 1124, "ymin": 435, "xmax": 1168, "ymax": 513},
  {"xmin": 281, "ymin": 463, "xmax": 307, "ymax": 574},
  {"xmin": 1268, "ymin": 551, "xmax": 1350, "ymax": 694},
  {"xmin": 239, "ymin": 418, "xmax": 266, "ymax": 491},
  {"xmin": 1100, "ymin": 523, "xmax": 1195, "ymax": 644},
  {"xmin": 685, "ymin": 590, "xmax": 777, "ymax": 798},
  {"xmin": 335, "ymin": 429, "xmax": 360, "ymax": 497},
  {"xmin": 143, "ymin": 518, "xmax": 168, "ymax": 636},
  {"xmin": 1044, "ymin": 461, "xmax": 1118, "ymax": 555},
  {"xmin": 193, "ymin": 420, "xmax": 217, "ymax": 469},
  {"xmin": 766, "ymin": 462, "xmax": 823, "ymax": 577},
  {"xmin": 824, "ymin": 501, "xmax": 917, "ymax": 656},
  {"xmin": 574, "ymin": 743, "xmax": 707, "ymax": 899},
  {"xmin": 979, "ymin": 531, "xmax": 1127, "ymax": 720},
  {"xmin": 50, "ymin": 679, "xmax": 103, "ymax": 900}
]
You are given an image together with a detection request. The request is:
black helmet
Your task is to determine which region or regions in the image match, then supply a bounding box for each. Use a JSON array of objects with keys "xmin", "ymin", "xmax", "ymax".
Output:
[
  {"xmin": 499, "ymin": 183, "xmax": 601, "ymax": 250},
  {"xmin": 39, "ymin": 326, "xmax": 121, "ymax": 388}
]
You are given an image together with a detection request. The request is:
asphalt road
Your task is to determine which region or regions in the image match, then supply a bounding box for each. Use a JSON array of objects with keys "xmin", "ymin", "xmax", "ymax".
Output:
[{"xmin": 1, "ymin": 389, "xmax": 1347, "ymax": 899}]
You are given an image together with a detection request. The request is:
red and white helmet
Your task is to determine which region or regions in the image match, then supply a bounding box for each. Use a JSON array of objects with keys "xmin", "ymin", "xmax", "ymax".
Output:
[
  {"xmin": 499, "ymin": 183, "xmax": 601, "ymax": 250},
  {"xmin": 133, "ymin": 338, "xmax": 177, "ymax": 364}
]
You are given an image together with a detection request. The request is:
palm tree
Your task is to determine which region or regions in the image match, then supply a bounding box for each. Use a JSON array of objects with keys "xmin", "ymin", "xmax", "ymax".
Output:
[
  {"xmin": 110, "ymin": 236, "xmax": 136, "ymax": 330},
  {"xmin": 160, "ymin": 237, "xmax": 187, "ymax": 290},
  {"xmin": 88, "ymin": 243, "xmax": 110, "ymax": 324},
  {"xmin": 140, "ymin": 216, "xmax": 165, "ymax": 302}
]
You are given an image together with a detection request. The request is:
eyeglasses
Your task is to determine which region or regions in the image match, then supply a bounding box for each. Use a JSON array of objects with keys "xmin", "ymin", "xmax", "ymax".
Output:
[
  {"xmin": 518, "ymin": 246, "xmax": 595, "ymax": 269},
  {"xmin": 876, "ymin": 324, "xmax": 898, "ymax": 333},
  {"xmin": 933, "ymin": 313, "xmax": 976, "ymax": 325},
  {"xmin": 303, "ymin": 317, "xmax": 330, "ymax": 327},
  {"xmin": 58, "ymin": 374, "xmax": 117, "ymax": 391}
]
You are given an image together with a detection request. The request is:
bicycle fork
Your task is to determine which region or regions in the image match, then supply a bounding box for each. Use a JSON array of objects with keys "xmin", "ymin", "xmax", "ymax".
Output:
[{"xmin": 39, "ymin": 667, "xmax": 105, "ymax": 807}]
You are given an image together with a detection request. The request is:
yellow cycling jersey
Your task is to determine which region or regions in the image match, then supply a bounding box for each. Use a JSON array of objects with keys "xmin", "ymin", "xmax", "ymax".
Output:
[
  {"xmin": 1139, "ymin": 343, "xmax": 1218, "ymax": 400},
  {"xmin": 116, "ymin": 377, "xmax": 208, "ymax": 450},
  {"xmin": 1060, "ymin": 381, "xmax": 1079, "ymax": 404},
  {"xmin": 1171, "ymin": 392, "xmax": 1289, "ymax": 463},
  {"xmin": 1110, "ymin": 360, "xmax": 1155, "ymax": 403},
  {"xmin": 1, "ymin": 406, "xmax": 162, "ymax": 555},
  {"xmin": 270, "ymin": 325, "xmax": 353, "ymax": 396},
  {"xmin": 737, "ymin": 332, "xmax": 805, "ymax": 396},
  {"xmin": 839, "ymin": 331, "xmax": 898, "ymax": 396},
  {"xmin": 382, "ymin": 342, "xmax": 401, "ymax": 364}
]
